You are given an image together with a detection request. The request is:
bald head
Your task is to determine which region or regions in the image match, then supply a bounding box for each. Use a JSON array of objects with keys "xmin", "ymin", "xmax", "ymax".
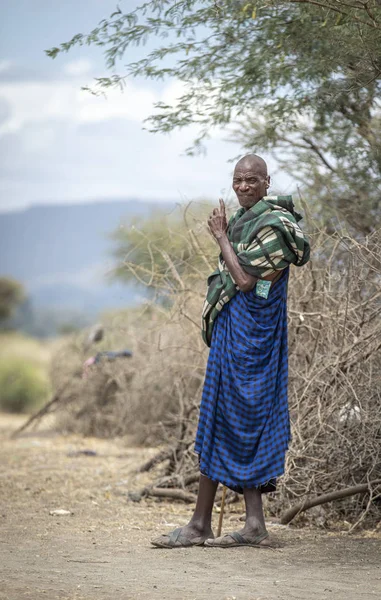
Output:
[
  {"xmin": 232, "ymin": 154, "xmax": 270, "ymax": 210},
  {"xmin": 235, "ymin": 154, "xmax": 268, "ymax": 177}
]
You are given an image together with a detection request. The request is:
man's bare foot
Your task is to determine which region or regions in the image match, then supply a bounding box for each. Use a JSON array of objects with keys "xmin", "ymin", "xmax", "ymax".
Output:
[{"xmin": 151, "ymin": 523, "xmax": 214, "ymax": 549}]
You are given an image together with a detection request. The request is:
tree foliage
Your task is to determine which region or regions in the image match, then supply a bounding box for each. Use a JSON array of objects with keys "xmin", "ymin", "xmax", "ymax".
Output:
[
  {"xmin": 109, "ymin": 203, "xmax": 216, "ymax": 294},
  {"xmin": 0, "ymin": 277, "xmax": 25, "ymax": 322},
  {"xmin": 47, "ymin": 1, "xmax": 381, "ymax": 233}
]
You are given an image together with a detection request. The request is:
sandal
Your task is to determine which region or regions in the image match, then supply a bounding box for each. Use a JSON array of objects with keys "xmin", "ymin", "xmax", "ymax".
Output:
[{"xmin": 204, "ymin": 530, "xmax": 270, "ymax": 548}]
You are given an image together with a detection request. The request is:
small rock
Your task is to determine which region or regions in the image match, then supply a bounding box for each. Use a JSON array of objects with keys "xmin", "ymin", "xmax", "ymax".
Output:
[
  {"xmin": 128, "ymin": 491, "xmax": 142, "ymax": 503},
  {"xmin": 49, "ymin": 509, "xmax": 72, "ymax": 517}
]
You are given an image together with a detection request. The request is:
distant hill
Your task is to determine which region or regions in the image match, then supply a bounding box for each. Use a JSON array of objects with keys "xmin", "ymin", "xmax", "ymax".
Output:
[{"xmin": 0, "ymin": 199, "xmax": 174, "ymax": 336}]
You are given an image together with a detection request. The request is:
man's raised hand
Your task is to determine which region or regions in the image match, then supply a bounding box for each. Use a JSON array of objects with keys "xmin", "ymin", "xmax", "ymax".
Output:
[
  {"xmin": 208, "ymin": 198, "xmax": 228, "ymax": 240},
  {"xmin": 219, "ymin": 198, "xmax": 226, "ymax": 220}
]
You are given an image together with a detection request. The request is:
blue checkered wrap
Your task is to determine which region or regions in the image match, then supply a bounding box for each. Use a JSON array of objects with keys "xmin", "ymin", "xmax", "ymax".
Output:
[{"xmin": 195, "ymin": 267, "xmax": 291, "ymax": 494}]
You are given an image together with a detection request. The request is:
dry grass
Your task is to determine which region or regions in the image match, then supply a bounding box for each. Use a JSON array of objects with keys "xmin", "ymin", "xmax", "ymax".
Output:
[{"xmin": 0, "ymin": 331, "xmax": 58, "ymax": 367}]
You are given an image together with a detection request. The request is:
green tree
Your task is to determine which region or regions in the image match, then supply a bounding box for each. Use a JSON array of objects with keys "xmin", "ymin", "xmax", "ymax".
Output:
[
  {"xmin": 47, "ymin": 1, "xmax": 381, "ymax": 233},
  {"xmin": 0, "ymin": 277, "xmax": 25, "ymax": 322},
  {"xmin": 109, "ymin": 204, "xmax": 216, "ymax": 293}
]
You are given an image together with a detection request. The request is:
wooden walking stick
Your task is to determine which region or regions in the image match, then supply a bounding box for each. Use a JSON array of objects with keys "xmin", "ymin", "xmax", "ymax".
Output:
[{"xmin": 216, "ymin": 485, "xmax": 227, "ymax": 538}]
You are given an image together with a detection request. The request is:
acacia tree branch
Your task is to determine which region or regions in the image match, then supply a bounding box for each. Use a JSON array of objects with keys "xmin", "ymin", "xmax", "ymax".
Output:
[
  {"xmin": 287, "ymin": 0, "xmax": 381, "ymax": 29},
  {"xmin": 301, "ymin": 136, "xmax": 337, "ymax": 173}
]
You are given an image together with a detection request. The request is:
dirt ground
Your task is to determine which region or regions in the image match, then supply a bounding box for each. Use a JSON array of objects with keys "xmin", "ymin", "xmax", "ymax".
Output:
[{"xmin": 0, "ymin": 414, "xmax": 380, "ymax": 600}]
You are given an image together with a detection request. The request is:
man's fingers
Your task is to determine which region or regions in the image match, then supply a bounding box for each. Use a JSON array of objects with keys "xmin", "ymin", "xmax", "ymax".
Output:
[{"xmin": 219, "ymin": 198, "xmax": 226, "ymax": 216}]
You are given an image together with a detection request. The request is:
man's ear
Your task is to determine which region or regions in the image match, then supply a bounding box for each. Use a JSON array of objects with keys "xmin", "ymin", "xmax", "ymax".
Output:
[{"xmin": 266, "ymin": 175, "xmax": 271, "ymax": 188}]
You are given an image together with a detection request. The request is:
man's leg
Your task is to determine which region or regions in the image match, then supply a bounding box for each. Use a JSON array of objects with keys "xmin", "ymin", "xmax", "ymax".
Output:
[
  {"xmin": 205, "ymin": 487, "xmax": 271, "ymax": 546},
  {"xmin": 151, "ymin": 474, "xmax": 218, "ymax": 546},
  {"xmin": 185, "ymin": 474, "xmax": 218, "ymax": 536},
  {"xmin": 241, "ymin": 487, "xmax": 269, "ymax": 540}
]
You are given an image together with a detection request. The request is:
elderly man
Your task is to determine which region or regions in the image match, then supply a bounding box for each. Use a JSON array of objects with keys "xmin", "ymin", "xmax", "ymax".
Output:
[{"xmin": 152, "ymin": 154, "xmax": 310, "ymax": 549}]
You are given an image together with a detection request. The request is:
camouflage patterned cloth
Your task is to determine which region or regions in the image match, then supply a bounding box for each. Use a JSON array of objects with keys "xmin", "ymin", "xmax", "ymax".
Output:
[{"xmin": 201, "ymin": 196, "xmax": 310, "ymax": 347}]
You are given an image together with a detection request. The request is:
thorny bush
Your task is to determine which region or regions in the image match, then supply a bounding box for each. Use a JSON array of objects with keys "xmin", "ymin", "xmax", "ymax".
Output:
[{"xmin": 51, "ymin": 201, "xmax": 381, "ymax": 529}]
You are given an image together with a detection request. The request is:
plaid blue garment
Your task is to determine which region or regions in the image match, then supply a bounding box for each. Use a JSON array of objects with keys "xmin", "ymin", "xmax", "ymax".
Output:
[{"xmin": 195, "ymin": 267, "xmax": 291, "ymax": 494}]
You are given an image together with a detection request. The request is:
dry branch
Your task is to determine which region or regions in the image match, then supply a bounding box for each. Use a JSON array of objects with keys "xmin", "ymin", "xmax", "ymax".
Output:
[
  {"xmin": 145, "ymin": 487, "xmax": 197, "ymax": 503},
  {"xmin": 10, "ymin": 381, "xmax": 72, "ymax": 438},
  {"xmin": 280, "ymin": 479, "xmax": 381, "ymax": 525},
  {"xmin": 136, "ymin": 449, "xmax": 174, "ymax": 473}
]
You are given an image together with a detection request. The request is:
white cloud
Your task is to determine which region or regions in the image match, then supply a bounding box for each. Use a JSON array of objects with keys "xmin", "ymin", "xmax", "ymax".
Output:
[
  {"xmin": 0, "ymin": 82, "xmax": 75, "ymax": 134},
  {"xmin": 78, "ymin": 86, "xmax": 157, "ymax": 123},
  {"xmin": 0, "ymin": 69, "xmax": 230, "ymax": 141},
  {"xmin": 0, "ymin": 77, "xmax": 162, "ymax": 135},
  {"xmin": 0, "ymin": 62, "xmax": 294, "ymax": 211},
  {"xmin": 21, "ymin": 126, "xmax": 56, "ymax": 152},
  {"xmin": 160, "ymin": 80, "xmax": 187, "ymax": 105},
  {"xmin": 63, "ymin": 59, "xmax": 93, "ymax": 77}
]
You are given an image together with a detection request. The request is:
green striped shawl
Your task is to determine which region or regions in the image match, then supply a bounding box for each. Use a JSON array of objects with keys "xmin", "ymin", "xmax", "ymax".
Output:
[{"xmin": 201, "ymin": 195, "xmax": 310, "ymax": 347}]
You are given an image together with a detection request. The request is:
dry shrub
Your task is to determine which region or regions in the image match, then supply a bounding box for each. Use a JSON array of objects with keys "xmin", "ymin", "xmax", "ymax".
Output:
[
  {"xmin": 48, "ymin": 202, "xmax": 381, "ymax": 528},
  {"xmin": 49, "ymin": 301, "xmax": 205, "ymax": 445},
  {"xmin": 279, "ymin": 225, "xmax": 381, "ymax": 528},
  {"xmin": 53, "ymin": 362, "xmax": 135, "ymax": 437}
]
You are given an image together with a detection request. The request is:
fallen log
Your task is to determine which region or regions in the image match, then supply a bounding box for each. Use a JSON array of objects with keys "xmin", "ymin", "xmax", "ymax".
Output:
[
  {"xmin": 280, "ymin": 479, "xmax": 381, "ymax": 525},
  {"xmin": 146, "ymin": 487, "xmax": 197, "ymax": 503},
  {"xmin": 136, "ymin": 449, "xmax": 173, "ymax": 473},
  {"xmin": 156, "ymin": 471, "xmax": 200, "ymax": 489}
]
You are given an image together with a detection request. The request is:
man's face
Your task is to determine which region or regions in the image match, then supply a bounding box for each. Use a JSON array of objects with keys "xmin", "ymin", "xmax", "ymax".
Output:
[{"xmin": 232, "ymin": 161, "xmax": 270, "ymax": 210}]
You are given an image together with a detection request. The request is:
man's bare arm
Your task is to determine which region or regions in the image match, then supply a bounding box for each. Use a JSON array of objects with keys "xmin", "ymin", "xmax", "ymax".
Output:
[
  {"xmin": 217, "ymin": 234, "xmax": 257, "ymax": 292},
  {"xmin": 208, "ymin": 198, "xmax": 279, "ymax": 293}
]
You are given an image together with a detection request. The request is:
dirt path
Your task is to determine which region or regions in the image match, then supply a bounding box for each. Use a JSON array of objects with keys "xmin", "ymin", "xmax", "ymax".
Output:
[{"xmin": 0, "ymin": 414, "xmax": 380, "ymax": 600}]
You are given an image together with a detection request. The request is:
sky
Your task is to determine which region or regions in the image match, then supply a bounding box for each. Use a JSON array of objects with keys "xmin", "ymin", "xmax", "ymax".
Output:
[{"xmin": 0, "ymin": 0, "xmax": 293, "ymax": 212}]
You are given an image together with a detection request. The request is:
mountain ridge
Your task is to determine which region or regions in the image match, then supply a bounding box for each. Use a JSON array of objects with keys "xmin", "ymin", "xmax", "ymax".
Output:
[{"xmin": 0, "ymin": 198, "xmax": 175, "ymax": 336}]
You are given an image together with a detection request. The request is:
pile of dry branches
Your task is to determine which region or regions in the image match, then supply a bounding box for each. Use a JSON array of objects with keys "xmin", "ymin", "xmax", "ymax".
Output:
[
  {"xmin": 21, "ymin": 202, "xmax": 381, "ymax": 528},
  {"xmin": 128, "ymin": 205, "xmax": 381, "ymax": 528},
  {"xmin": 280, "ymin": 225, "xmax": 381, "ymax": 528}
]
